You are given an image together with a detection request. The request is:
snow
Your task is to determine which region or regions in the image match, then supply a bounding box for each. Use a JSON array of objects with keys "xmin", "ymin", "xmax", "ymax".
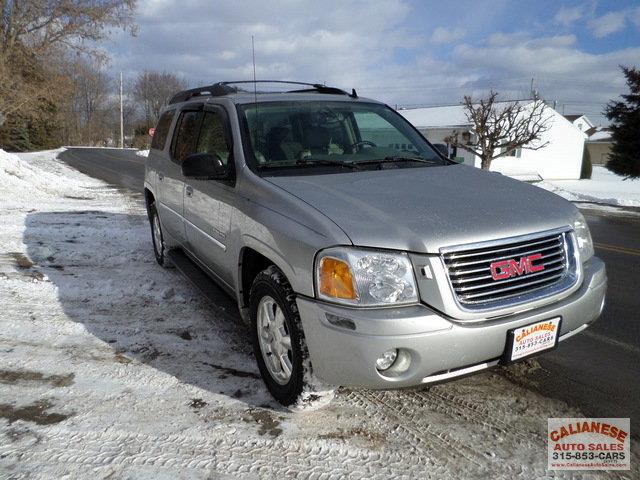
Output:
[
  {"xmin": 536, "ymin": 166, "xmax": 640, "ymax": 207},
  {"xmin": 399, "ymin": 104, "xmax": 472, "ymax": 128},
  {"xmin": 136, "ymin": 149, "xmax": 149, "ymax": 157},
  {"xmin": 398, "ymin": 100, "xmax": 534, "ymax": 129},
  {"xmin": 1, "ymin": 149, "xmax": 638, "ymax": 478},
  {"xmin": 588, "ymin": 131, "xmax": 611, "ymax": 142}
]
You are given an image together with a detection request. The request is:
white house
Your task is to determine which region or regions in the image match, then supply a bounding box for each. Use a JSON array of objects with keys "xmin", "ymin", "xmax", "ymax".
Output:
[
  {"xmin": 563, "ymin": 114, "xmax": 594, "ymax": 135},
  {"xmin": 399, "ymin": 102, "xmax": 586, "ymax": 180}
]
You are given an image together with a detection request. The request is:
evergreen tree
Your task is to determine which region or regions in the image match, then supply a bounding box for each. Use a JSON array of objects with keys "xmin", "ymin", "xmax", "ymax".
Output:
[{"xmin": 605, "ymin": 66, "xmax": 640, "ymax": 179}]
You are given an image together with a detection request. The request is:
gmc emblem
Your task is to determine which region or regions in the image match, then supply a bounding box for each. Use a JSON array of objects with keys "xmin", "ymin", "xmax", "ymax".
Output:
[{"xmin": 490, "ymin": 253, "xmax": 545, "ymax": 281}]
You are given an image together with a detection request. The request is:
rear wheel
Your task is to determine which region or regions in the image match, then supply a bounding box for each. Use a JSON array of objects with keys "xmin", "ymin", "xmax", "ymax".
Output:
[
  {"xmin": 148, "ymin": 203, "xmax": 167, "ymax": 266},
  {"xmin": 249, "ymin": 266, "xmax": 308, "ymax": 405}
]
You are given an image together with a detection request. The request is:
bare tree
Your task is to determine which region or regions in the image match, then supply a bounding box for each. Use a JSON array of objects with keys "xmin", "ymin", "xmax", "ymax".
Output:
[
  {"xmin": 0, "ymin": 0, "xmax": 136, "ymax": 131},
  {"xmin": 1, "ymin": 0, "xmax": 136, "ymax": 56},
  {"xmin": 445, "ymin": 91, "xmax": 551, "ymax": 170},
  {"xmin": 133, "ymin": 71, "xmax": 187, "ymax": 129},
  {"xmin": 56, "ymin": 57, "xmax": 115, "ymax": 145},
  {"xmin": 0, "ymin": 50, "xmax": 45, "ymax": 126}
]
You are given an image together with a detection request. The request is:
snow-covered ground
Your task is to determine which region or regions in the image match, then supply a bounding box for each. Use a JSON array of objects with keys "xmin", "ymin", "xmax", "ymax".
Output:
[
  {"xmin": 1, "ymin": 150, "xmax": 637, "ymax": 479},
  {"xmin": 536, "ymin": 166, "xmax": 640, "ymax": 208}
]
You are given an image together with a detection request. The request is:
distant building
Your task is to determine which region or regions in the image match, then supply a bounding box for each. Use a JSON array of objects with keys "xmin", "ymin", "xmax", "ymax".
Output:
[
  {"xmin": 399, "ymin": 102, "xmax": 586, "ymax": 180},
  {"xmin": 563, "ymin": 113, "xmax": 614, "ymax": 166},
  {"xmin": 585, "ymin": 127, "xmax": 613, "ymax": 165},
  {"xmin": 563, "ymin": 114, "xmax": 594, "ymax": 135}
]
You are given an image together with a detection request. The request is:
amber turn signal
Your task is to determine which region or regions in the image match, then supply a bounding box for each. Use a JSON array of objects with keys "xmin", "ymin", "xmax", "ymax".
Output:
[{"xmin": 318, "ymin": 257, "xmax": 357, "ymax": 299}]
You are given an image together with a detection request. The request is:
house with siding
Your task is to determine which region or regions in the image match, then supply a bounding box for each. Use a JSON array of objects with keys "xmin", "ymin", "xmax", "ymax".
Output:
[{"xmin": 399, "ymin": 102, "xmax": 586, "ymax": 180}]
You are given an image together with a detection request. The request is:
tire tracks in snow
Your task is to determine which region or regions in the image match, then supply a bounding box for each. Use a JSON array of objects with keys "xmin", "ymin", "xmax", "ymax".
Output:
[
  {"xmin": 1, "ymin": 426, "xmax": 434, "ymax": 480},
  {"xmin": 347, "ymin": 390, "xmax": 492, "ymax": 475}
]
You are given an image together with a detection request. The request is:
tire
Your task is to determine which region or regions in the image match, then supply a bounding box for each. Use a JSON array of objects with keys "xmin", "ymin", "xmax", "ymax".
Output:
[
  {"xmin": 249, "ymin": 265, "xmax": 308, "ymax": 406},
  {"xmin": 148, "ymin": 203, "xmax": 167, "ymax": 267}
]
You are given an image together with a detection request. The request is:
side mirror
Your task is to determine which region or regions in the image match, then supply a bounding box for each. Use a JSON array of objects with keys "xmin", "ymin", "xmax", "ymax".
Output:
[{"xmin": 182, "ymin": 153, "xmax": 226, "ymax": 179}]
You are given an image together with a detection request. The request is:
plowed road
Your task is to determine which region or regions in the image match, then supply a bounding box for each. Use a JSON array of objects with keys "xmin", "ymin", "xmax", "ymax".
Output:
[{"xmin": 60, "ymin": 147, "xmax": 640, "ymax": 428}]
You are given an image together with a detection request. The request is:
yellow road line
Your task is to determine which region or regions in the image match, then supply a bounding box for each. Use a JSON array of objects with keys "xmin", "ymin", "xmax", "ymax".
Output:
[{"xmin": 594, "ymin": 242, "xmax": 640, "ymax": 256}]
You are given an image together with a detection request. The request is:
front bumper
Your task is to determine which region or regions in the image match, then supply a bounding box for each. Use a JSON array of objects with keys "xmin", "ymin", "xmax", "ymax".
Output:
[{"xmin": 297, "ymin": 256, "xmax": 606, "ymax": 388}]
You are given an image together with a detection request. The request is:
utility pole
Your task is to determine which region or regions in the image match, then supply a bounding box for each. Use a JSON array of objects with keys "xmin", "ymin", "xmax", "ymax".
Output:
[{"xmin": 119, "ymin": 71, "xmax": 124, "ymax": 149}]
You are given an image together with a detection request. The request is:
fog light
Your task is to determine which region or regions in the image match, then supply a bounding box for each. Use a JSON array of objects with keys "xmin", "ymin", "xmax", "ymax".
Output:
[{"xmin": 376, "ymin": 349, "xmax": 398, "ymax": 371}]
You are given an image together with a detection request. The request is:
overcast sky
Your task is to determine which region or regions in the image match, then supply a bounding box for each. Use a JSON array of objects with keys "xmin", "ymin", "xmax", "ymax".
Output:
[{"xmin": 106, "ymin": 0, "xmax": 640, "ymax": 125}]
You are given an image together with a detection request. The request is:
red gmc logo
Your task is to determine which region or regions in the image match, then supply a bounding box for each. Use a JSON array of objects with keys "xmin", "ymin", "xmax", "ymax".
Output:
[{"xmin": 490, "ymin": 253, "xmax": 545, "ymax": 281}]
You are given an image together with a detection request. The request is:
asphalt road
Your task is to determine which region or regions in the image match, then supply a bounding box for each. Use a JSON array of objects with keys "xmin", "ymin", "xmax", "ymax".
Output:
[
  {"xmin": 60, "ymin": 147, "xmax": 145, "ymax": 192},
  {"xmin": 59, "ymin": 147, "xmax": 640, "ymax": 427}
]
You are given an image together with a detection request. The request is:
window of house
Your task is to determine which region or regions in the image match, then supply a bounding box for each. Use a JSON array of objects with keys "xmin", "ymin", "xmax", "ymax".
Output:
[
  {"xmin": 172, "ymin": 111, "xmax": 201, "ymax": 163},
  {"xmin": 150, "ymin": 109, "xmax": 175, "ymax": 151},
  {"xmin": 196, "ymin": 111, "xmax": 230, "ymax": 166}
]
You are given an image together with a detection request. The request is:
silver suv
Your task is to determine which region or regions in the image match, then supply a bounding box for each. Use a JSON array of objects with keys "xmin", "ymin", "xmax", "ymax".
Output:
[{"xmin": 144, "ymin": 81, "xmax": 607, "ymax": 405}]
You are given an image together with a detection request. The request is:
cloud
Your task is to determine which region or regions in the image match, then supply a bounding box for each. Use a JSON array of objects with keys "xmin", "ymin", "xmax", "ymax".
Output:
[
  {"xmin": 452, "ymin": 35, "xmax": 637, "ymax": 121},
  {"xmin": 588, "ymin": 11, "xmax": 626, "ymax": 38},
  {"xmin": 102, "ymin": 0, "xmax": 636, "ymax": 123},
  {"xmin": 430, "ymin": 27, "xmax": 466, "ymax": 44},
  {"xmin": 107, "ymin": 0, "xmax": 416, "ymax": 89},
  {"xmin": 632, "ymin": 7, "xmax": 640, "ymax": 29},
  {"xmin": 554, "ymin": 5, "xmax": 583, "ymax": 26}
]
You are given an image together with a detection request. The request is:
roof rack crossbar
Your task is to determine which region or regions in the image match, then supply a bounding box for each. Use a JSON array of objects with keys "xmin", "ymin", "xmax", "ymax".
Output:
[
  {"xmin": 168, "ymin": 84, "xmax": 238, "ymax": 104},
  {"xmin": 169, "ymin": 80, "xmax": 356, "ymax": 104},
  {"xmin": 221, "ymin": 80, "xmax": 352, "ymax": 96}
]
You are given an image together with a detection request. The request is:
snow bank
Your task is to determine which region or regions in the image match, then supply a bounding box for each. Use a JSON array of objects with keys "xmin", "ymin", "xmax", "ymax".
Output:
[
  {"xmin": 536, "ymin": 166, "xmax": 640, "ymax": 207},
  {"xmin": 0, "ymin": 149, "xmax": 64, "ymax": 200},
  {"xmin": 0, "ymin": 148, "xmax": 111, "ymax": 207}
]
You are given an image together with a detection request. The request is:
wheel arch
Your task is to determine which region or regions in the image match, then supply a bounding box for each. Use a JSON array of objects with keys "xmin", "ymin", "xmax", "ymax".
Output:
[
  {"xmin": 144, "ymin": 186, "xmax": 156, "ymax": 212},
  {"xmin": 238, "ymin": 237, "xmax": 301, "ymax": 311}
]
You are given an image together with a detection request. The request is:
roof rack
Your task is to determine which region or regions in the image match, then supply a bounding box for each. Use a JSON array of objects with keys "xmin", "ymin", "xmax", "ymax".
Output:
[{"xmin": 168, "ymin": 80, "xmax": 357, "ymax": 104}]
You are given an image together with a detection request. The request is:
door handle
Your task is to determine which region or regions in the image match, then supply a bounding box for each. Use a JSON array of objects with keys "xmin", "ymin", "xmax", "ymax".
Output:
[
  {"xmin": 185, "ymin": 185, "xmax": 193, "ymax": 197},
  {"xmin": 158, "ymin": 172, "xmax": 164, "ymax": 181}
]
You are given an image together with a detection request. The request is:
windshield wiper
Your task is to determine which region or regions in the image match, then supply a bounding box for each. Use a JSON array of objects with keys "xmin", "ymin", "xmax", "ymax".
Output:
[
  {"xmin": 257, "ymin": 158, "xmax": 361, "ymax": 170},
  {"xmin": 356, "ymin": 155, "xmax": 441, "ymax": 166},
  {"xmin": 296, "ymin": 158, "xmax": 363, "ymax": 169}
]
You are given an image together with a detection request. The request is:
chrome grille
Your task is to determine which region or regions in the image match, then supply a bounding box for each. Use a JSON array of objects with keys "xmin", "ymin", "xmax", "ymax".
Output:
[{"xmin": 441, "ymin": 229, "xmax": 577, "ymax": 309}]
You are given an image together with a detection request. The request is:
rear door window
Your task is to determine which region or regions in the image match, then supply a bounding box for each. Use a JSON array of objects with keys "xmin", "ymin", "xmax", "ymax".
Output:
[
  {"xmin": 151, "ymin": 109, "xmax": 175, "ymax": 151},
  {"xmin": 196, "ymin": 111, "xmax": 230, "ymax": 167},
  {"xmin": 172, "ymin": 110, "xmax": 201, "ymax": 163}
]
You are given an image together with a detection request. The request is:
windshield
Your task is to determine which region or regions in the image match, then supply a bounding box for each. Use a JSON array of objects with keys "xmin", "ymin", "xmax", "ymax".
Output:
[{"xmin": 237, "ymin": 101, "xmax": 448, "ymax": 175}]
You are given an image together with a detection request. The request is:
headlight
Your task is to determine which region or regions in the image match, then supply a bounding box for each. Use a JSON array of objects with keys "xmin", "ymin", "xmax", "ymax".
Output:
[
  {"xmin": 315, "ymin": 247, "xmax": 418, "ymax": 306},
  {"xmin": 573, "ymin": 212, "xmax": 594, "ymax": 262}
]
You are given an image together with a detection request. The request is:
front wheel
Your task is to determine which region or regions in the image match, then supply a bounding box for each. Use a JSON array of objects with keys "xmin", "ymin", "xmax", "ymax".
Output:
[{"xmin": 249, "ymin": 266, "xmax": 308, "ymax": 406}]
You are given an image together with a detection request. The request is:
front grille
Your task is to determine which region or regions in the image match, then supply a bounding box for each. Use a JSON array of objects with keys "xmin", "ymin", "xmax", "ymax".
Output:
[{"xmin": 441, "ymin": 229, "xmax": 576, "ymax": 309}]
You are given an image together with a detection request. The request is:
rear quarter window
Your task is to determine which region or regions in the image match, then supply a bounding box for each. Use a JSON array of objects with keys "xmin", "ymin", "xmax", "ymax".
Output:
[
  {"xmin": 172, "ymin": 111, "xmax": 201, "ymax": 163},
  {"xmin": 151, "ymin": 110, "xmax": 175, "ymax": 151}
]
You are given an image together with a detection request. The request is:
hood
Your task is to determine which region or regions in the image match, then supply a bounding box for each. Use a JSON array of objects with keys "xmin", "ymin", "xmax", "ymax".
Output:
[{"xmin": 266, "ymin": 164, "xmax": 578, "ymax": 253}]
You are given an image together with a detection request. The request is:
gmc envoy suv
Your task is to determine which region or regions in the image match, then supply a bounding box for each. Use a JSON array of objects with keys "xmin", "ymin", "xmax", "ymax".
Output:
[{"xmin": 144, "ymin": 81, "xmax": 606, "ymax": 405}]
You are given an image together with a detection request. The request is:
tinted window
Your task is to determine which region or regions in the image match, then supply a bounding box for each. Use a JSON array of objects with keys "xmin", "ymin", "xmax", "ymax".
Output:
[
  {"xmin": 172, "ymin": 111, "xmax": 201, "ymax": 163},
  {"xmin": 196, "ymin": 112, "xmax": 230, "ymax": 166},
  {"xmin": 150, "ymin": 109, "xmax": 175, "ymax": 150},
  {"xmin": 238, "ymin": 101, "xmax": 444, "ymax": 175}
]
